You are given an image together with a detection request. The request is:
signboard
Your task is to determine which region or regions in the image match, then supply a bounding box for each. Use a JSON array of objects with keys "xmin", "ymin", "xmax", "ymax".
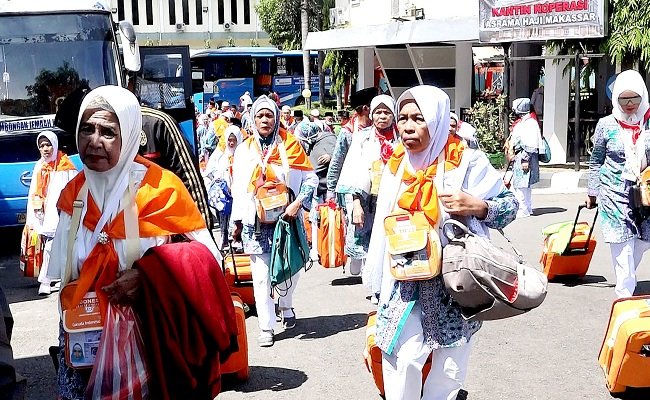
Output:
[
  {"xmin": 479, "ymin": 0, "xmax": 607, "ymax": 43},
  {"xmin": 0, "ymin": 116, "xmax": 55, "ymax": 134}
]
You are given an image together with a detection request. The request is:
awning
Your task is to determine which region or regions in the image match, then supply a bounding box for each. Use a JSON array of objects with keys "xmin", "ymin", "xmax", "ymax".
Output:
[{"xmin": 305, "ymin": 16, "xmax": 480, "ymax": 51}]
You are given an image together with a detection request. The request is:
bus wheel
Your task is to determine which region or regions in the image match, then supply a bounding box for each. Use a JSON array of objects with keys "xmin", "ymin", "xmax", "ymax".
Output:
[{"xmin": 294, "ymin": 97, "xmax": 305, "ymax": 106}]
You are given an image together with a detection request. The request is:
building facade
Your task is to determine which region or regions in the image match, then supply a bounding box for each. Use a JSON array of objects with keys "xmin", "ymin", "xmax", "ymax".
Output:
[{"xmin": 108, "ymin": 0, "xmax": 269, "ymax": 48}]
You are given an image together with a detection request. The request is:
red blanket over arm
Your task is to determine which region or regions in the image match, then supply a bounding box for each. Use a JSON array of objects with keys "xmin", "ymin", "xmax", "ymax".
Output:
[{"xmin": 136, "ymin": 241, "xmax": 238, "ymax": 400}]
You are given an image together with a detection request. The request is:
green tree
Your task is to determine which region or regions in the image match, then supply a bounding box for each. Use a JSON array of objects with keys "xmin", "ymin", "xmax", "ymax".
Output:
[
  {"xmin": 26, "ymin": 62, "xmax": 88, "ymax": 115},
  {"xmin": 550, "ymin": 1, "xmax": 650, "ymax": 69}
]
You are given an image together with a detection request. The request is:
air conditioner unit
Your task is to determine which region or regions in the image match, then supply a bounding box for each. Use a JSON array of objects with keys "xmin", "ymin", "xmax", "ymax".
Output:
[
  {"xmin": 175, "ymin": 23, "xmax": 186, "ymax": 31},
  {"xmin": 224, "ymin": 21, "xmax": 233, "ymax": 31},
  {"xmin": 402, "ymin": 5, "xmax": 424, "ymax": 19},
  {"xmin": 329, "ymin": 7, "xmax": 348, "ymax": 27}
]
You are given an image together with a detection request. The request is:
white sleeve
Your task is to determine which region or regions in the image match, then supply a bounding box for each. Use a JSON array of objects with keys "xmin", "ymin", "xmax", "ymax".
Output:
[
  {"xmin": 47, "ymin": 212, "xmax": 71, "ymax": 281},
  {"xmin": 186, "ymin": 228, "xmax": 223, "ymax": 267}
]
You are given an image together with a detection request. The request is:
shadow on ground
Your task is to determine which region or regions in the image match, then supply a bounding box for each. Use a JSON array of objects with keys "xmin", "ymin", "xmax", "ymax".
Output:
[
  {"xmin": 551, "ymin": 275, "xmax": 613, "ymax": 288},
  {"xmin": 532, "ymin": 207, "xmax": 567, "ymax": 216},
  {"xmin": 634, "ymin": 281, "xmax": 650, "ymax": 295},
  {"xmin": 222, "ymin": 365, "xmax": 308, "ymax": 393},
  {"xmin": 330, "ymin": 276, "xmax": 362, "ymax": 286},
  {"xmin": 14, "ymin": 355, "xmax": 57, "ymax": 400},
  {"xmin": 274, "ymin": 313, "xmax": 367, "ymax": 341}
]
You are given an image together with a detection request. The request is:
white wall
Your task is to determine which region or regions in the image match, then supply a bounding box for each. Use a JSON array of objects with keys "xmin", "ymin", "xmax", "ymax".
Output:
[{"xmin": 336, "ymin": 0, "xmax": 477, "ymax": 27}]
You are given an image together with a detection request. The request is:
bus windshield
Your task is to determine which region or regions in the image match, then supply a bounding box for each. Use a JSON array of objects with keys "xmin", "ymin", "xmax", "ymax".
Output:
[{"xmin": 0, "ymin": 13, "xmax": 118, "ymax": 119}]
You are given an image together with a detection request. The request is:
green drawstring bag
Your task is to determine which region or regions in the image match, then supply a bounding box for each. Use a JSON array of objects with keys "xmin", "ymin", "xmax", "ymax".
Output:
[{"xmin": 269, "ymin": 216, "xmax": 311, "ymax": 296}]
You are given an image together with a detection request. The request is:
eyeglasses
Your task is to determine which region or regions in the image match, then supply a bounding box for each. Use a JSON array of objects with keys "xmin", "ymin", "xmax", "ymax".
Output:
[{"xmin": 618, "ymin": 96, "xmax": 642, "ymax": 107}]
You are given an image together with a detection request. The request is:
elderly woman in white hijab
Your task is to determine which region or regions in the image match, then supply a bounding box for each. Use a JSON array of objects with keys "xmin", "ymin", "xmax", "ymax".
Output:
[
  {"xmin": 335, "ymin": 94, "xmax": 399, "ymax": 282},
  {"xmin": 508, "ymin": 98, "xmax": 542, "ymax": 218},
  {"xmin": 21, "ymin": 131, "xmax": 77, "ymax": 295},
  {"xmin": 365, "ymin": 85, "xmax": 518, "ymax": 400},
  {"xmin": 46, "ymin": 86, "xmax": 220, "ymax": 399},
  {"xmin": 587, "ymin": 69, "xmax": 650, "ymax": 298},
  {"xmin": 204, "ymin": 125, "xmax": 244, "ymax": 247},
  {"xmin": 230, "ymin": 95, "xmax": 318, "ymax": 347}
]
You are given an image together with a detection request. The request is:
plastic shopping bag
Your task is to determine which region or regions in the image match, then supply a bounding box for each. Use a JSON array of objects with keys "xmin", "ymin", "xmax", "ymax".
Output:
[{"xmin": 85, "ymin": 304, "xmax": 150, "ymax": 400}]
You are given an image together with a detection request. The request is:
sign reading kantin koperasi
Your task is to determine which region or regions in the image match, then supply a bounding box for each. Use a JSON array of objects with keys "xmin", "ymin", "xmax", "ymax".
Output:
[{"xmin": 479, "ymin": 0, "xmax": 607, "ymax": 43}]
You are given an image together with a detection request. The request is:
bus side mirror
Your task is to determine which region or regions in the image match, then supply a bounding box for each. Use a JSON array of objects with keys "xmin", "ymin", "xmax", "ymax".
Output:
[{"xmin": 118, "ymin": 21, "xmax": 141, "ymax": 72}]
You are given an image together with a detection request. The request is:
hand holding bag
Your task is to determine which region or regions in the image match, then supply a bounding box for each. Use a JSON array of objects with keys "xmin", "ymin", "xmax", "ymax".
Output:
[
  {"xmin": 269, "ymin": 216, "xmax": 311, "ymax": 296},
  {"xmin": 441, "ymin": 219, "xmax": 548, "ymax": 321}
]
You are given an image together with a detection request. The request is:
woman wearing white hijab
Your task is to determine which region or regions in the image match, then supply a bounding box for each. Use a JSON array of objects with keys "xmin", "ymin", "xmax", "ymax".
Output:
[
  {"xmin": 587, "ymin": 69, "xmax": 650, "ymax": 298},
  {"xmin": 508, "ymin": 98, "xmax": 542, "ymax": 218},
  {"xmin": 449, "ymin": 112, "xmax": 479, "ymax": 149},
  {"xmin": 21, "ymin": 130, "xmax": 77, "ymax": 295},
  {"xmin": 46, "ymin": 86, "xmax": 220, "ymax": 399},
  {"xmin": 365, "ymin": 85, "xmax": 518, "ymax": 400},
  {"xmin": 204, "ymin": 125, "xmax": 243, "ymax": 247},
  {"xmin": 336, "ymin": 94, "xmax": 399, "ymax": 281},
  {"xmin": 230, "ymin": 95, "xmax": 318, "ymax": 347}
]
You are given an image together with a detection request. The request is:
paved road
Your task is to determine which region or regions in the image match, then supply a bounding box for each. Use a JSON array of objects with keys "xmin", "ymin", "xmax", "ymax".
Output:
[{"xmin": 2, "ymin": 193, "xmax": 650, "ymax": 399}]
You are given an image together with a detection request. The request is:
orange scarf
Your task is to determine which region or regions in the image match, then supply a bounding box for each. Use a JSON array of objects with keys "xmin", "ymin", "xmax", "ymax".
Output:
[
  {"xmin": 58, "ymin": 156, "xmax": 206, "ymax": 318},
  {"xmin": 247, "ymin": 128, "xmax": 313, "ymax": 192},
  {"xmin": 388, "ymin": 135, "xmax": 465, "ymax": 226},
  {"xmin": 33, "ymin": 151, "xmax": 76, "ymax": 208}
]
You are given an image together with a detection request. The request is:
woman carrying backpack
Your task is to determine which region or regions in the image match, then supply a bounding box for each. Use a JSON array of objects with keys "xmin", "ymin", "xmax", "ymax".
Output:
[
  {"xmin": 231, "ymin": 96, "xmax": 318, "ymax": 347},
  {"xmin": 366, "ymin": 85, "xmax": 518, "ymax": 400}
]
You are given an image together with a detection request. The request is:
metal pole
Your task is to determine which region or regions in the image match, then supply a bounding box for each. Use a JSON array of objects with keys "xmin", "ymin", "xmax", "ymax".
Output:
[
  {"xmin": 502, "ymin": 42, "xmax": 511, "ymax": 143},
  {"xmin": 574, "ymin": 52, "xmax": 581, "ymax": 171}
]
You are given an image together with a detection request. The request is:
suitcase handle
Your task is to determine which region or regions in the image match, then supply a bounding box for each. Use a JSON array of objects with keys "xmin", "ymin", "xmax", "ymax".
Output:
[
  {"xmin": 567, "ymin": 204, "xmax": 598, "ymax": 254},
  {"xmin": 228, "ymin": 239, "xmax": 243, "ymax": 285}
]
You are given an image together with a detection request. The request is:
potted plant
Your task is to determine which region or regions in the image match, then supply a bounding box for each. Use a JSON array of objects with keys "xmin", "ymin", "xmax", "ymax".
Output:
[{"xmin": 468, "ymin": 95, "xmax": 512, "ymax": 169}]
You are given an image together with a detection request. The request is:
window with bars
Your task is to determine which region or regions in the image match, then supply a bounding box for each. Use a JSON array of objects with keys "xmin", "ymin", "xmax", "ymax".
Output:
[
  {"xmin": 131, "ymin": 0, "xmax": 139, "ymax": 25},
  {"xmin": 168, "ymin": 0, "xmax": 176, "ymax": 24},
  {"xmin": 231, "ymin": 0, "xmax": 238, "ymax": 23},
  {"xmin": 243, "ymin": 0, "xmax": 251, "ymax": 24},
  {"xmin": 218, "ymin": 0, "xmax": 225, "ymax": 24},
  {"xmin": 196, "ymin": 0, "xmax": 203, "ymax": 25},
  {"xmin": 182, "ymin": 0, "xmax": 190, "ymax": 25},
  {"xmin": 146, "ymin": 0, "xmax": 153, "ymax": 25}
]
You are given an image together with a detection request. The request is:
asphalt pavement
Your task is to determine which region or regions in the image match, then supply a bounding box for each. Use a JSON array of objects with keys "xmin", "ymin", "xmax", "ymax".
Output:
[{"xmin": 2, "ymin": 193, "xmax": 650, "ymax": 400}]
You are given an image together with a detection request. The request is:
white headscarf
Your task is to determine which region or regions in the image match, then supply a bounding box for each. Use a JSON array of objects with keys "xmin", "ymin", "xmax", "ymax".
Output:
[
  {"xmin": 37, "ymin": 130, "xmax": 59, "ymax": 163},
  {"xmin": 76, "ymin": 86, "xmax": 142, "ymax": 246},
  {"xmin": 204, "ymin": 125, "xmax": 243, "ymax": 181},
  {"xmin": 450, "ymin": 112, "xmax": 478, "ymax": 144},
  {"xmin": 513, "ymin": 98, "xmax": 531, "ymax": 115},
  {"xmin": 612, "ymin": 69, "xmax": 650, "ymax": 124},
  {"xmin": 250, "ymin": 95, "xmax": 280, "ymax": 143},
  {"xmin": 370, "ymin": 95, "xmax": 395, "ymax": 117},
  {"xmin": 395, "ymin": 86, "xmax": 450, "ymax": 170}
]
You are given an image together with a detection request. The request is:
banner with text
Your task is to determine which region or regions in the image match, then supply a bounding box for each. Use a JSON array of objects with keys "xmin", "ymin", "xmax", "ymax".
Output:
[{"xmin": 479, "ymin": 0, "xmax": 606, "ymax": 43}]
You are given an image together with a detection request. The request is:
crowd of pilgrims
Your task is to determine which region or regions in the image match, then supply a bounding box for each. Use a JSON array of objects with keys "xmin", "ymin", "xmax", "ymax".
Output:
[{"xmin": 19, "ymin": 82, "xmax": 551, "ymax": 400}]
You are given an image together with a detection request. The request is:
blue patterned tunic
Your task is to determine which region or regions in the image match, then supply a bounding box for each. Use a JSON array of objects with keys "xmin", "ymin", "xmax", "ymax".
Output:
[
  {"xmin": 588, "ymin": 115, "xmax": 650, "ymax": 244},
  {"xmin": 376, "ymin": 189, "xmax": 519, "ymax": 354}
]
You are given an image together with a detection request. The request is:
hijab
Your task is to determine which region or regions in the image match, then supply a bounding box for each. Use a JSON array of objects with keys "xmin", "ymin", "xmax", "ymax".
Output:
[
  {"xmin": 76, "ymin": 86, "xmax": 142, "ymax": 247},
  {"xmin": 37, "ymin": 130, "xmax": 58, "ymax": 163},
  {"xmin": 250, "ymin": 95, "xmax": 280, "ymax": 151},
  {"xmin": 612, "ymin": 69, "xmax": 650, "ymax": 125},
  {"xmin": 395, "ymin": 86, "xmax": 451, "ymax": 170},
  {"xmin": 513, "ymin": 98, "xmax": 531, "ymax": 116}
]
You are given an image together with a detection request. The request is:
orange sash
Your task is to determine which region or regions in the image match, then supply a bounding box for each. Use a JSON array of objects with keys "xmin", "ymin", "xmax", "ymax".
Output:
[
  {"xmin": 34, "ymin": 151, "xmax": 76, "ymax": 206},
  {"xmin": 57, "ymin": 156, "xmax": 206, "ymax": 318},
  {"xmin": 388, "ymin": 135, "xmax": 465, "ymax": 226},
  {"xmin": 247, "ymin": 128, "xmax": 313, "ymax": 192}
]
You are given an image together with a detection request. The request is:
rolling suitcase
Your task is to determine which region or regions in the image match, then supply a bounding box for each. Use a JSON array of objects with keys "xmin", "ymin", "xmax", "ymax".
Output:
[
  {"xmin": 363, "ymin": 312, "xmax": 430, "ymax": 397},
  {"xmin": 317, "ymin": 201, "xmax": 347, "ymax": 269},
  {"xmin": 222, "ymin": 243, "xmax": 255, "ymax": 306},
  {"xmin": 598, "ymin": 295, "xmax": 650, "ymax": 394},
  {"xmin": 540, "ymin": 204, "xmax": 597, "ymax": 280},
  {"xmin": 221, "ymin": 293, "xmax": 250, "ymax": 381}
]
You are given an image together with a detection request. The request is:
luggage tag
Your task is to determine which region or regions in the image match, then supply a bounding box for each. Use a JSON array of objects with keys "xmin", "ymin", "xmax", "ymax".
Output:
[
  {"xmin": 62, "ymin": 288, "xmax": 103, "ymax": 369},
  {"xmin": 370, "ymin": 160, "xmax": 384, "ymax": 196}
]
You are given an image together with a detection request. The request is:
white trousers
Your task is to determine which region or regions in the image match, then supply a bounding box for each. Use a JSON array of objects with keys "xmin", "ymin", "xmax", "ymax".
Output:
[
  {"xmin": 37, "ymin": 238, "xmax": 53, "ymax": 285},
  {"xmin": 514, "ymin": 187, "xmax": 533, "ymax": 217},
  {"xmin": 610, "ymin": 238, "xmax": 650, "ymax": 298},
  {"xmin": 250, "ymin": 253, "xmax": 300, "ymax": 332},
  {"xmin": 382, "ymin": 305, "xmax": 473, "ymax": 400},
  {"xmin": 344, "ymin": 195, "xmax": 364, "ymax": 276}
]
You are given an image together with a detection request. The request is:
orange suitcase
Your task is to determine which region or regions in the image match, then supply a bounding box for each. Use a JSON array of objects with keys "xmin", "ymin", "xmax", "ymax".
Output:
[
  {"xmin": 598, "ymin": 295, "xmax": 650, "ymax": 394},
  {"xmin": 221, "ymin": 294, "xmax": 250, "ymax": 381},
  {"xmin": 223, "ymin": 244, "xmax": 255, "ymax": 306},
  {"xmin": 317, "ymin": 201, "xmax": 347, "ymax": 269},
  {"xmin": 363, "ymin": 312, "xmax": 430, "ymax": 397},
  {"xmin": 540, "ymin": 204, "xmax": 597, "ymax": 280},
  {"xmin": 303, "ymin": 210, "xmax": 313, "ymax": 245}
]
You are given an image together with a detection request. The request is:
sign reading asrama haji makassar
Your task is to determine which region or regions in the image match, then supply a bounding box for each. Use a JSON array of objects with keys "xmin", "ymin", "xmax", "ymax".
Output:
[{"xmin": 479, "ymin": 0, "xmax": 606, "ymax": 43}]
